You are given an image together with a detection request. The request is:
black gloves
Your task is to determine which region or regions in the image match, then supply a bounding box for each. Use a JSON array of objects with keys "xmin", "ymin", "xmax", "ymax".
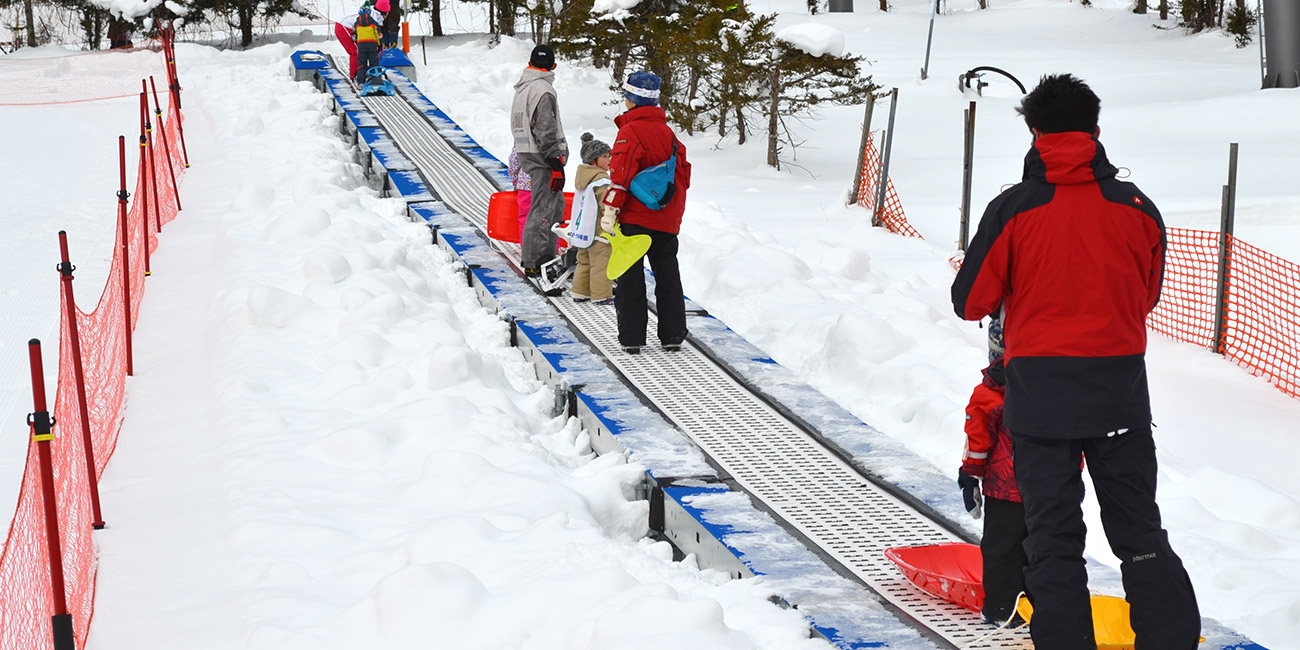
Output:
[
  {"xmin": 958, "ymin": 472, "xmax": 983, "ymax": 520},
  {"xmin": 546, "ymin": 157, "xmax": 565, "ymax": 192}
]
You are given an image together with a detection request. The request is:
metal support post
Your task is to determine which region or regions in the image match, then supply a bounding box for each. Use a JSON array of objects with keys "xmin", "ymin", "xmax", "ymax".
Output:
[
  {"xmin": 1213, "ymin": 143, "xmax": 1239, "ymax": 354},
  {"xmin": 847, "ymin": 98, "xmax": 876, "ymax": 206},
  {"xmin": 959, "ymin": 101, "xmax": 976, "ymax": 251},
  {"xmin": 872, "ymin": 88, "xmax": 899, "ymax": 228},
  {"xmin": 921, "ymin": 0, "xmax": 938, "ymax": 80}
]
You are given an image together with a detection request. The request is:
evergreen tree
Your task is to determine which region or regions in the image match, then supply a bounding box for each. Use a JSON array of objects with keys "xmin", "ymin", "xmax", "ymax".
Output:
[
  {"xmin": 408, "ymin": 0, "xmax": 445, "ymax": 36},
  {"xmin": 183, "ymin": 0, "xmax": 313, "ymax": 48},
  {"xmin": 1224, "ymin": 0, "xmax": 1254, "ymax": 47},
  {"xmin": 760, "ymin": 38, "xmax": 878, "ymax": 168}
]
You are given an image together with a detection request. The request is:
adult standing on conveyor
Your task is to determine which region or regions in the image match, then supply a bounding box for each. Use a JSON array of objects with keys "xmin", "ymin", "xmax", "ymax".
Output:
[{"xmin": 510, "ymin": 44, "xmax": 570, "ymax": 281}]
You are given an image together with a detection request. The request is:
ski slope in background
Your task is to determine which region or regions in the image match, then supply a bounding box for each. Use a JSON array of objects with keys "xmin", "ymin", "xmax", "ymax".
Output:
[{"xmin": 3, "ymin": 1, "xmax": 1300, "ymax": 648}]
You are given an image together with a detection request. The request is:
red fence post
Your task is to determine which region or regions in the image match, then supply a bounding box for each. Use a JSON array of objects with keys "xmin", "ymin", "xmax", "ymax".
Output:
[
  {"xmin": 138, "ymin": 91, "xmax": 152, "ymax": 276},
  {"xmin": 118, "ymin": 136, "xmax": 135, "ymax": 376},
  {"xmin": 165, "ymin": 21, "xmax": 182, "ymax": 111},
  {"xmin": 142, "ymin": 80, "xmax": 162, "ymax": 235},
  {"xmin": 163, "ymin": 23, "xmax": 190, "ymax": 167},
  {"xmin": 26, "ymin": 340, "xmax": 77, "ymax": 650},
  {"xmin": 149, "ymin": 76, "xmax": 181, "ymax": 211},
  {"xmin": 57, "ymin": 232, "xmax": 106, "ymax": 530}
]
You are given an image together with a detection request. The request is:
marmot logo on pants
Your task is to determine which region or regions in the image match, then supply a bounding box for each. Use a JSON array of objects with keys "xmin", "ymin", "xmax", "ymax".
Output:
[{"xmin": 1132, "ymin": 552, "xmax": 1157, "ymax": 562}]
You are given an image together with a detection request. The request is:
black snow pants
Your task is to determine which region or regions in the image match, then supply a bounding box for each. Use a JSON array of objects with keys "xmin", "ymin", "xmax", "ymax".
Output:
[
  {"xmin": 981, "ymin": 496, "xmax": 1027, "ymax": 623},
  {"xmin": 355, "ymin": 42, "xmax": 381, "ymax": 84},
  {"xmin": 1012, "ymin": 427, "xmax": 1200, "ymax": 650},
  {"xmin": 614, "ymin": 223, "xmax": 686, "ymax": 348}
]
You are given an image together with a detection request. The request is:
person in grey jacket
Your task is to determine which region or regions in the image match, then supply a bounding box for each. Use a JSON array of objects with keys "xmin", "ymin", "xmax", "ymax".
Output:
[{"xmin": 510, "ymin": 44, "xmax": 570, "ymax": 278}]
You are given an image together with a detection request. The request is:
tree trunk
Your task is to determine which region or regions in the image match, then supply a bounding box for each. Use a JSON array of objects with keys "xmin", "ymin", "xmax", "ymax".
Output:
[
  {"xmin": 22, "ymin": 0, "xmax": 37, "ymax": 47},
  {"xmin": 766, "ymin": 67, "xmax": 778, "ymax": 167},
  {"xmin": 431, "ymin": 0, "xmax": 444, "ymax": 36},
  {"xmin": 878, "ymin": 0, "xmax": 888, "ymax": 11},
  {"xmin": 718, "ymin": 106, "xmax": 728, "ymax": 138},
  {"xmin": 807, "ymin": 0, "xmax": 818, "ymax": 14},
  {"xmin": 1135, "ymin": 0, "xmax": 1147, "ymax": 14},
  {"xmin": 498, "ymin": 0, "xmax": 516, "ymax": 37},
  {"xmin": 239, "ymin": 5, "xmax": 254, "ymax": 48},
  {"xmin": 1159, "ymin": 0, "xmax": 1168, "ymax": 19},
  {"xmin": 736, "ymin": 105, "xmax": 747, "ymax": 145}
]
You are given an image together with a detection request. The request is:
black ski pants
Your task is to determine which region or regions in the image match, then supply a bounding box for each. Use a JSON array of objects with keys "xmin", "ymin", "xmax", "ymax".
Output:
[
  {"xmin": 1012, "ymin": 427, "xmax": 1200, "ymax": 650},
  {"xmin": 355, "ymin": 42, "xmax": 381, "ymax": 84},
  {"xmin": 981, "ymin": 496, "xmax": 1027, "ymax": 622},
  {"xmin": 614, "ymin": 223, "xmax": 686, "ymax": 348}
]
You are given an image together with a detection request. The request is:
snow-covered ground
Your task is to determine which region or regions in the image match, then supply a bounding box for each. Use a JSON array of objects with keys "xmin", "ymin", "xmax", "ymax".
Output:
[{"xmin": 5, "ymin": 0, "xmax": 1300, "ymax": 648}]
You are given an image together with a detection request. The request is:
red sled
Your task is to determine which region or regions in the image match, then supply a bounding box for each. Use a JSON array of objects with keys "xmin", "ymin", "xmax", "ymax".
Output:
[
  {"xmin": 884, "ymin": 543, "xmax": 983, "ymax": 612},
  {"xmin": 487, "ymin": 191, "xmax": 575, "ymax": 244}
]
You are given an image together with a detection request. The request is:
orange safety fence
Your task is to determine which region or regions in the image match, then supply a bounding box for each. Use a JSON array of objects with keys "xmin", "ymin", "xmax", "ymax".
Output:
[
  {"xmin": 1219, "ymin": 236, "xmax": 1300, "ymax": 397},
  {"xmin": 852, "ymin": 134, "xmax": 1299, "ymax": 400},
  {"xmin": 0, "ymin": 44, "xmax": 168, "ymax": 106},
  {"xmin": 1147, "ymin": 228, "xmax": 1220, "ymax": 350},
  {"xmin": 0, "ymin": 58, "xmax": 186, "ymax": 650},
  {"xmin": 854, "ymin": 129, "xmax": 922, "ymax": 240}
]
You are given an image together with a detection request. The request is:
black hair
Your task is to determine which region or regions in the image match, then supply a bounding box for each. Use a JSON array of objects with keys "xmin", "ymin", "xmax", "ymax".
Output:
[{"xmin": 1015, "ymin": 73, "xmax": 1100, "ymax": 134}]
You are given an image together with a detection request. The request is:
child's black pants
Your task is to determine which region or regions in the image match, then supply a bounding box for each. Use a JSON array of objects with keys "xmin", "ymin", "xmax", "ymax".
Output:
[{"xmin": 981, "ymin": 496, "xmax": 1027, "ymax": 622}]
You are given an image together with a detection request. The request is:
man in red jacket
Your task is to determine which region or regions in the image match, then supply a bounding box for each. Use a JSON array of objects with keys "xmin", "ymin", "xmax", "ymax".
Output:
[
  {"xmin": 951, "ymin": 74, "xmax": 1199, "ymax": 649},
  {"xmin": 600, "ymin": 71, "xmax": 692, "ymax": 355}
]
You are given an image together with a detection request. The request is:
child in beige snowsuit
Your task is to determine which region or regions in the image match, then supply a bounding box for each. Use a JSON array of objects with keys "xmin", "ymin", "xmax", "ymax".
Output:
[{"xmin": 572, "ymin": 132, "xmax": 614, "ymax": 303}]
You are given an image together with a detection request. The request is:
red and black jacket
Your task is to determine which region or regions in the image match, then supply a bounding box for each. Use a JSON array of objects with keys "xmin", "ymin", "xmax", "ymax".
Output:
[
  {"xmin": 962, "ymin": 362, "xmax": 1020, "ymax": 503},
  {"xmin": 603, "ymin": 105, "xmax": 691, "ymax": 234},
  {"xmin": 951, "ymin": 132, "xmax": 1166, "ymax": 438}
]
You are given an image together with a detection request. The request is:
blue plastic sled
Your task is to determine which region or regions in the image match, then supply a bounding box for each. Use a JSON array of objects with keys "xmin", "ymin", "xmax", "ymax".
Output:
[{"xmin": 360, "ymin": 66, "xmax": 395, "ymax": 96}]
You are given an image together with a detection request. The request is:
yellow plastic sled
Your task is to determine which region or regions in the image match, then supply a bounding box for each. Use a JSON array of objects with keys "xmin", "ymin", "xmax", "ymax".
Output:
[
  {"xmin": 605, "ymin": 223, "xmax": 652, "ymax": 280},
  {"xmin": 1016, "ymin": 594, "xmax": 1204, "ymax": 649}
]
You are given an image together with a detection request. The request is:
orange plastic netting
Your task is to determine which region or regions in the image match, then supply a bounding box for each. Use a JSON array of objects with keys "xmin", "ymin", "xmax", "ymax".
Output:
[
  {"xmin": 0, "ymin": 76, "xmax": 185, "ymax": 649},
  {"xmin": 1220, "ymin": 236, "xmax": 1300, "ymax": 397},
  {"xmin": 852, "ymin": 131, "xmax": 1298, "ymax": 400},
  {"xmin": 0, "ymin": 45, "xmax": 168, "ymax": 106},
  {"xmin": 855, "ymin": 129, "xmax": 922, "ymax": 239},
  {"xmin": 1148, "ymin": 228, "xmax": 1221, "ymax": 350}
]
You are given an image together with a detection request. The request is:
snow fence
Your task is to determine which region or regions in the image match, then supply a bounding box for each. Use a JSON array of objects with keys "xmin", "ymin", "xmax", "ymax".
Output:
[{"xmin": 0, "ymin": 34, "xmax": 187, "ymax": 650}]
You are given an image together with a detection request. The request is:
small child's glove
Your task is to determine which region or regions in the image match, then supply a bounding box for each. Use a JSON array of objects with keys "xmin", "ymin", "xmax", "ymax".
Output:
[
  {"xmin": 600, "ymin": 205, "xmax": 619, "ymax": 233},
  {"xmin": 958, "ymin": 472, "xmax": 983, "ymax": 520}
]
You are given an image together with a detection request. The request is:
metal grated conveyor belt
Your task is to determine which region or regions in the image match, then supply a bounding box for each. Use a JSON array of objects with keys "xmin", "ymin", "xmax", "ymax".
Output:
[{"xmin": 362, "ymin": 90, "xmax": 1031, "ymax": 650}]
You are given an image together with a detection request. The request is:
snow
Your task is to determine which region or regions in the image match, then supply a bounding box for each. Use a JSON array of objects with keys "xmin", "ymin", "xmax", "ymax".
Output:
[
  {"xmin": 591, "ymin": 0, "xmax": 644, "ymax": 17},
  {"xmin": 4, "ymin": 0, "xmax": 1300, "ymax": 648},
  {"xmin": 775, "ymin": 24, "xmax": 846, "ymax": 58}
]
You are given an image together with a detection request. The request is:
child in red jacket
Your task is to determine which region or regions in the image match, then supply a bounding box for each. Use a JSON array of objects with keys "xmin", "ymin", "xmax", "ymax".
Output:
[{"xmin": 959, "ymin": 353, "xmax": 1027, "ymax": 625}]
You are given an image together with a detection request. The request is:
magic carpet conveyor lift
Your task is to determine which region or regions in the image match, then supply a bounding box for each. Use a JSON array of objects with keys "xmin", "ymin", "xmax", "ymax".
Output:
[{"xmin": 289, "ymin": 50, "xmax": 1267, "ymax": 650}]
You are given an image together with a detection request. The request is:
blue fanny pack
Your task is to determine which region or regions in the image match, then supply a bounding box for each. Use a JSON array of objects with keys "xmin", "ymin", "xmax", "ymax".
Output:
[{"xmin": 629, "ymin": 142, "xmax": 678, "ymax": 210}]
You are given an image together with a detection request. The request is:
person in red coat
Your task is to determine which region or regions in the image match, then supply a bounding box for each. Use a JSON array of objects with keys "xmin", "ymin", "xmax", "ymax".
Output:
[
  {"xmin": 951, "ymin": 73, "xmax": 1198, "ymax": 649},
  {"xmin": 599, "ymin": 71, "xmax": 692, "ymax": 355},
  {"xmin": 959, "ymin": 356, "xmax": 1027, "ymax": 625}
]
